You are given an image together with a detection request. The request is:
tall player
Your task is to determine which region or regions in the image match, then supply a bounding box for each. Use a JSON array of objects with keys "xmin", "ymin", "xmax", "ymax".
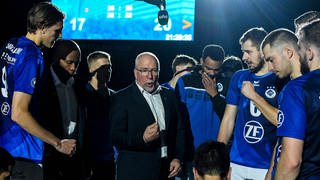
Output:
[
  {"xmin": 0, "ymin": 2, "xmax": 75, "ymax": 179},
  {"xmin": 218, "ymin": 27, "xmax": 279, "ymax": 179}
]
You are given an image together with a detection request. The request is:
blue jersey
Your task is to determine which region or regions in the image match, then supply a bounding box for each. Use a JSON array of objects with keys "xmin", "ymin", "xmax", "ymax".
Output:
[
  {"xmin": 161, "ymin": 82, "xmax": 174, "ymax": 91},
  {"xmin": 176, "ymin": 72, "xmax": 223, "ymax": 148},
  {"xmin": 0, "ymin": 36, "xmax": 45, "ymax": 163},
  {"xmin": 273, "ymin": 69, "xmax": 320, "ymax": 179},
  {"xmin": 226, "ymin": 69, "xmax": 278, "ymax": 169}
]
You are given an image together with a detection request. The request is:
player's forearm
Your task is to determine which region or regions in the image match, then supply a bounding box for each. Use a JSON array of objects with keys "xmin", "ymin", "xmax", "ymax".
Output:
[
  {"xmin": 265, "ymin": 142, "xmax": 278, "ymax": 180},
  {"xmin": 274, "ymin": 162, "xmax": 300, "ymax": 180},
  {"xmin": 275, "ymin": 153, "xmax": 301, "ymax": 180},
  {"xmin": 168, "ymin": 78, "xmax": 178, "ymax": 89},
  {"xmin": 217, "ymin": 120, "xmax": 234, "ymax": 144},
  {"xmin": 217, "ymin": 105, "xmax": 237, "ymax": 144},
  {"xmin": 275, "ymin": 138, "xmax": 303, "ymax": 180},
  {"xmin": 251, "ymin": 93, "xmax": 278, "ymax": 125},
  {"xmin": 11, "ymin": 110, "xmax": 60, "ymax": 147}
]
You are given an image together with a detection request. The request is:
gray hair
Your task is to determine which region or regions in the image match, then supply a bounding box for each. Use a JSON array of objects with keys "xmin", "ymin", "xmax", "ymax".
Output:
[{"xmin": 135, "ymin": 52, "xmax": 160, "ymax": 71}]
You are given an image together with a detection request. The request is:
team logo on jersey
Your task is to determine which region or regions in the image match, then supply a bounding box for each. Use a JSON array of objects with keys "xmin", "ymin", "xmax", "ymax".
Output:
[
  {"xmin": 243, "ymin": 120, "xmax": 264, "ymax": 144},
  {"xmin": 217, "ymin": 82, "xmax": 223, "ymax": 92},
  {"xmin": 1, "ymin": 102, "xmax": 10, "ymax": 115},
  {"xmin": 31, "ymin": 78, "xmax": 36, "ymax": 88},
  {"xmin": 277, "ymin": 110, "xmax": 284, "ymax": 128},
  {"xmin": 265, "ymin": 88, "xmax": 276, "ymax": 99}
]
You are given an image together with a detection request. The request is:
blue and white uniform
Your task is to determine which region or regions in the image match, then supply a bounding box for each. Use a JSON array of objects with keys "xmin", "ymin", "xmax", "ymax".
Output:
[
  {"xmin": 176, "ymin": 71, "xmax": 226, "ymax": 148},
  {"xmin": 226, "ymin": 69, "xmax": 278, "ymax": 178},
  {"xmin": 273, "ymin": 69, "xmax": 320, "ymax": 179},
  {"xmin": 0, "ymin": 36, "xmax": 45, "ymax": 163}
]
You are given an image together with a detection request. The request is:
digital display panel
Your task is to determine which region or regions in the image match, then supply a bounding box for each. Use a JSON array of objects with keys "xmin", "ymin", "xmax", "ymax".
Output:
[{"xmin": 52, "ymin": 0, "xmax": 195, "ymax": 41}]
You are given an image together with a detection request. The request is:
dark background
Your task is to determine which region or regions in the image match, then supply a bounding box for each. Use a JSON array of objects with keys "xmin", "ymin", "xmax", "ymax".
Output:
[{"xmin": 1, "ymin": 0, "xmax": 319, "ymax": 90}]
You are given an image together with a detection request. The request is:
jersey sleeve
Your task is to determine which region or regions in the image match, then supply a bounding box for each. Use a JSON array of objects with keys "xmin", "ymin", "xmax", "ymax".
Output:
[
  {"xmin": 175, "ymin": 77, "xmax": 186, "ymax": 103},
  {"xmin": 14, "ymin": 50, "xmax": 40, "ymax": 95},
  {"xmin": 277, "ymin": 83, "xmax": 306, "ymax": 140}
]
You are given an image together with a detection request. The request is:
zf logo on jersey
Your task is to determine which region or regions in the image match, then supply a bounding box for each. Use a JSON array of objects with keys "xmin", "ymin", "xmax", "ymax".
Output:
[
  {"xmin": 216, "ymin": 82, "xmax": 223, "ymax": 92},
  {"xmin": 277, "ymin": 110, "xmax": 284, "ymax": 128},
  {"xmin": 243, "ymin": 120, "xmax": 264, "ymax": 144},
  {"xmin": 1, "ymin": 102, "xmax": 10, "ymax": 115},
  {"xmin": 265, "ymin": 87, "xmax": 276, "ymax": 99}
]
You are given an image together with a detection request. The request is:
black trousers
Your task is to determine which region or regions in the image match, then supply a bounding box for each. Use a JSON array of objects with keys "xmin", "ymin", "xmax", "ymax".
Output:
[
  {"xmin": 42, "ymin": 150, "xmax": 85, "ymax": 180},
  {"xmin": 11, "ymin": 159, "xmax": 43, "ymax": 180},
  {"xmin": 88, "ymin": 159, "xmax": 115, "ymax": 180}
]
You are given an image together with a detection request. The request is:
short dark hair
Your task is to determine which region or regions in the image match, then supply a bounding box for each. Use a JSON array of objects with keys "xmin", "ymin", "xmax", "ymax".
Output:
[
  {"xmin": 202, "ymin": 44, "xmax": 225, "ymax": 62},
  {"xmin": 87, "ymin": 51, "xmax": 111, "ymax": 69},
  {"xmin": 171, "ymin": 54, "xmax": 197, "ymax": 73},
  {"xmin": 299, "ymin": 19, "xmax": 320, "ymax": 49},
  {"xmin": 194, "ymin": 141, "xmax": 230, "ymax": 178},
  {"xmin": 27, "ymin": 2, "xmax": 65, "ymax": 33},
  {"xmin": 222, "ymin": 55, "xmax": 244, "ymax": 74},
  {"xmin": 239, "ymin": 27, "xmax": 268, "ymax": 50},
  {"xmin": 48, "ymin": 39, "xmax": 81, "ymax": 64},
  {"xmin": 261, "ymin": 28, "xmax": 298, "ymax": 52},
  {"xmin": 294, "ymin": 11, "xmax": 320, "ymax": 31}
]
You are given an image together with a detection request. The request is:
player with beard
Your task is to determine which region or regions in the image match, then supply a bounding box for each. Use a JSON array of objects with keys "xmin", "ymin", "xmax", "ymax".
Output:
[
  {"xmin": 218, "ymin": 27, "xmax": 279, "ymax": 179},
  {"xmin": 175, "ymin": 44, "xmax": 226, "ymax": 180},
  {"xmin": 273, "ymin": 20, "xmax": 320, "ymax": 180}
]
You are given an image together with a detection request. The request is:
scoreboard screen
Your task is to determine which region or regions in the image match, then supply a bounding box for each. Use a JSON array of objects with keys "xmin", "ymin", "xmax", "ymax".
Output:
[{"xmin": 52, "ymin": 0, "xmax": 195, "ymax": 41}]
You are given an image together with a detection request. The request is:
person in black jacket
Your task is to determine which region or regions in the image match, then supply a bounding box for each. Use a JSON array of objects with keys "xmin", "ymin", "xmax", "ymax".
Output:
[
  {"xmin": 83, "ymin": 51, "xmax": 116, "ymax": 180},
  {"xmin": 40, "ymin": 39, "xmax": 86, "ymax": 180},
  {"xmin": 110, "ymin": 52, "xmax": 185, "ymax": 180}
]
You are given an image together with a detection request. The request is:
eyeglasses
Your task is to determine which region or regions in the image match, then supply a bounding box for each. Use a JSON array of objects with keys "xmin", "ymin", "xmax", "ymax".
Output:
[{"xmin": 136, "ymin": 68, "xmax": 159, "ymax": 75}]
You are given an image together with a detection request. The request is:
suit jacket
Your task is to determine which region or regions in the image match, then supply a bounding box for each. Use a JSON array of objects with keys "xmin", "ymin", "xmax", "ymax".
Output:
[
  {"xmin": 110, "ymin": 83, "xmax": 185, "ymax": 180},
  {"xmin": 83, "ymin": 83, "xmax": 115, "ymax": 161},
  {"xmin": 39, "ymin": 69, "xmax": 85, "ymax": 157}
]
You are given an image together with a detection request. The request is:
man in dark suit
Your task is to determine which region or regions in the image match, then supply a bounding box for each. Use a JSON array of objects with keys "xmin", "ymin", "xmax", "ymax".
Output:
[{"xmin": 110, "ymin": 52, "xmax": 185, "ymax": 180}]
